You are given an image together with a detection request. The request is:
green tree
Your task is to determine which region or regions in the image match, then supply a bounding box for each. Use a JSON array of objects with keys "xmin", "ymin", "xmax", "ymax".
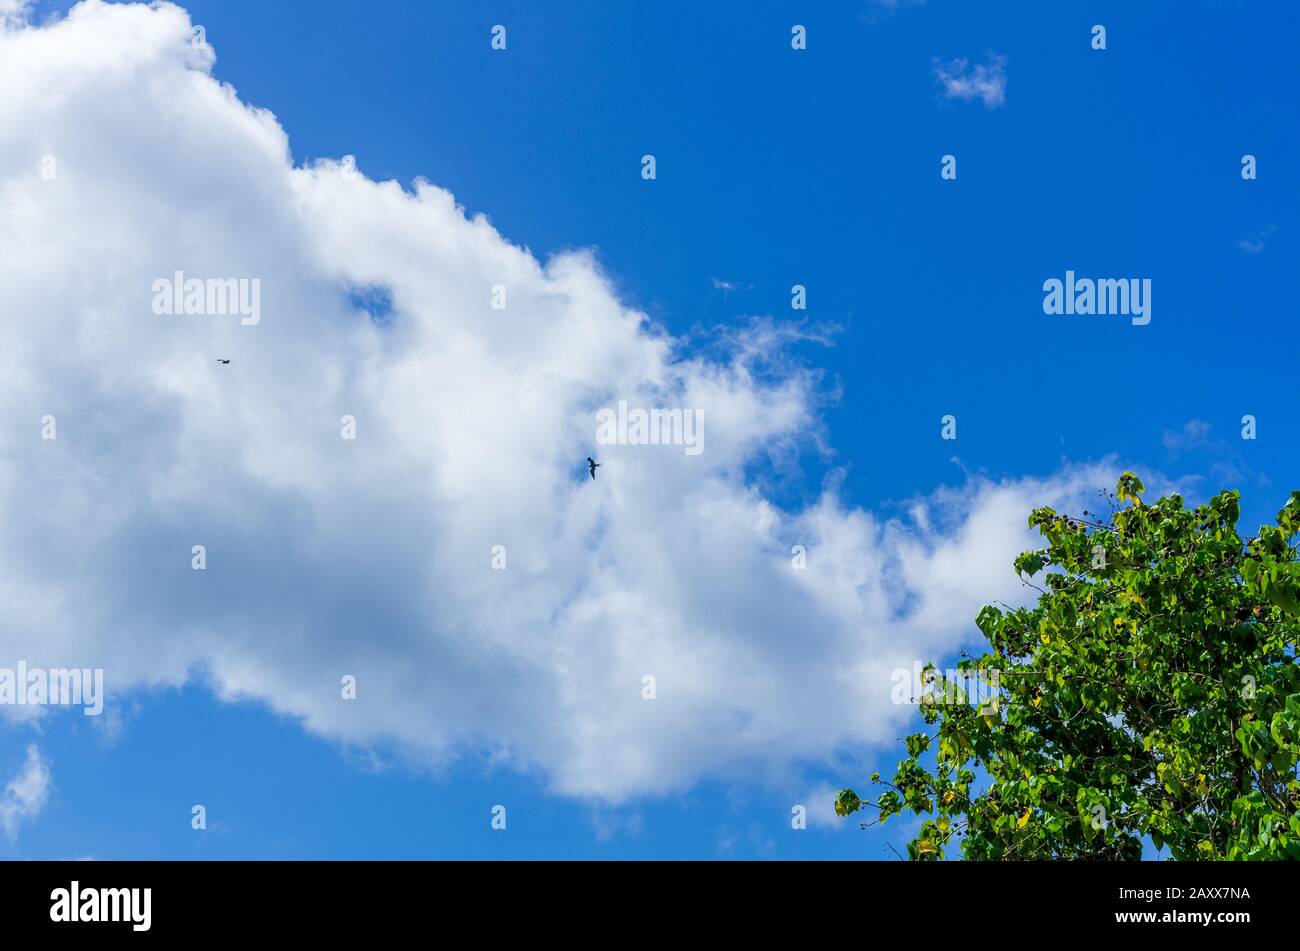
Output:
[{"xmin": 837, "ymin": 473, "xmax": 1300, "ymax": 860}]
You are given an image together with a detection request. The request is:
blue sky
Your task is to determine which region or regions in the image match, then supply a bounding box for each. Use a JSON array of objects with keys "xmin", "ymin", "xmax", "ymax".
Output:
[
  {"xmin": 0, "ymin": 0, "xmax": 1296, "ymax": 859},
  {"xmin": 145, "ymin": 0, "xmax": 1295, "ymax": 511}
]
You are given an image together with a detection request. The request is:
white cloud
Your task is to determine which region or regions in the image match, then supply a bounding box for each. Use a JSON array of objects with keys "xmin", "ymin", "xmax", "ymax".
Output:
[
  {"xmin": 798, "ymin": 783, "xmax": 844, "ymax": 830},
  {"xmin": 1238, "ymin": 224, "xmax": 1276, "ymax": 254},
  {"xmin": 0, "ymin": 2, "xmax": 1112, "ymax": 802},
  {"xmin": 710, "ymin": 277, "xmax": 750, "ymax": 297},
  {"xmin": 862, "ymin": 0, "xmax": 926, "ymax": 25},
  {"xmin": 1162, "ymin": 419, "xmax": 1213, "ymax": 452},
  {"xmin": 0, "ymin": 0, "xmax": 29, "ymax": 28},
  {"xmin": 1, "ymin": 745, "xmax": 51, "ymax": 839},
  {"xmin": 934, "ymin": 53, "xmax": 1007, "ymax": 108},
  {"xmin": 590, "ymin": 808, "xmax": 643, "ymax": 842}
]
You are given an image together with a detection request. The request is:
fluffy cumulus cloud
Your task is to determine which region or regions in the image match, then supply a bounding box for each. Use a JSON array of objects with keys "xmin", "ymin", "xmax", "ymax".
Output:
[{"xmin": 1, "ymin": 2, "xmax": 1111, "ymax": 801}]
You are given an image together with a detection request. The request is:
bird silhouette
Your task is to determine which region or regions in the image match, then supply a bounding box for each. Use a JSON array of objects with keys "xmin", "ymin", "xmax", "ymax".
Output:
[
  {"xmin": 217, "ymin": 359, "xmax": 231, "ymax": 364},
  {"xmin": 587, "ymin": 457, "xmax": 600, "ymax": 479}
]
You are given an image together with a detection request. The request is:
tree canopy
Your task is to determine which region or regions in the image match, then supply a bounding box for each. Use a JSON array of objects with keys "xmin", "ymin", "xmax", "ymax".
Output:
[{"xmin": 837, "ymin": 473, "xmax": 1300, "ymax": 860}]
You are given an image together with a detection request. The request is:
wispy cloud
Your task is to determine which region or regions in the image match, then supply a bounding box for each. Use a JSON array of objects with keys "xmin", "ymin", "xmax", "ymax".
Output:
[
  {"xmin": 1238, "ymin": 224, "xmax": 1276, "ymax": 254},
  {"xmin": 1, "ymin": 745, "xmax": 51, "ymax": 840},
  {"xmin": 589, "ymin": 808, "xmax": 644, "ymax": 842},
  {"xmin": 710, "ymin": 277, "xmax": 750, "ymax": 297},
  {"xmin": 862, "ymin": 0, "xmax": 926, "ymax": 25},
  {"xmin": 1162, "ymin": 418, "xmax": 1213, "ymax": 452},
  {"xmin": 934, "ymin": 53, "xmax": 1007, "ymax": 108},
  {"xmin": 1161, "ymin": 419, "xmax": 1259, "ymax": 490}
]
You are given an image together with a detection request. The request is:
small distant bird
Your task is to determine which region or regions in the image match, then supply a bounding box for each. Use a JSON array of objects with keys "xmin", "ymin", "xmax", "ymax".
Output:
[
  {"xmin": 217, "ymin": 359, "xmax": 231, "ymax": 364},
  {"xmin": 587, "ymin": 457, "xmax": 600, "ymax": 480}
]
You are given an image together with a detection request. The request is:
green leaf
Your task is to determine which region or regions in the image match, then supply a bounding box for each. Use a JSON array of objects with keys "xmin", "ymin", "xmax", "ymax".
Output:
[{"xmin": 833, "ymin": 789, "xmax": 862, "ymax": 817}]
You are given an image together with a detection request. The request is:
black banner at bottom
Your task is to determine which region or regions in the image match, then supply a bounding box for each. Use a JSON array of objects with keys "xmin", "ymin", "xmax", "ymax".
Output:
[{"xmin": 0, "ymin": 859, "xmax": 1284, "ymax": 937}]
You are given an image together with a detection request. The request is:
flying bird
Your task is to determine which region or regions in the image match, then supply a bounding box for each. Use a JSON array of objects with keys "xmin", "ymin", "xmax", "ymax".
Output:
[
  {"xmin": 217, "ymin": 359, "xmax": 231, "ymax": 364},
  {"xmin": 587, "ymin": 457, "xmax": 600, "ymax": 480}
]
